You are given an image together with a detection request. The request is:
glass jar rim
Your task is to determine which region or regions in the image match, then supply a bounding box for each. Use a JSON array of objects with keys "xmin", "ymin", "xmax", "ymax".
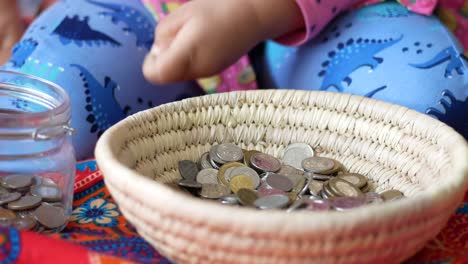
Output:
[{"xmin": 0, "ymin": 70, "xmax": 72, "ymax": 140}]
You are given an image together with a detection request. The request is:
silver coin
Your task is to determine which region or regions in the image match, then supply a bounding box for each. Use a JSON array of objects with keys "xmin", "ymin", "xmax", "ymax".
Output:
[
  {"xmin": 31, "ymin": 185, "xmax": 62, "ymax": 202},
  {"xmin": 200, "ymin": 184, "xmax": 231, "ymax": 199},
  {"xmin": 219, "ymin": 194, "xmax": 239, "ymax": 205},
  {"xmin": 277, "ymin": 165, "xmax": 305, "ymax": 186},
  {"xmin": 199, "ymin": 152, "xmax": 214, "ymax": 169},
  {"xmin": 302, "ymin": 157, "xmax": 336, "ymax": 174},
  {"xmin": 0, "ymin": 192, "xmax": 21, "ymax": 205},
  {"xmin": 178, "ymin": 160, "xmax": 199, "ymax": 180},
  {"xmin": 209, "ymin": 145, "xmax": 226, "ymax": 165},
  {"xmin": 254, "ymin": 195, "xmax": 289, "ymax": 210},
  {"xmin": 196, "ymin": 169, "xmax": 219, "ymax": 185},
  {"xmin": 228, "ymin": 167, "xmax": 260, "ymax": 189},
  {"xmin": 282, "ymin": 143, "xmax": 314, "ymax": 169},
  {"xmin": 177, "ymin": 179, "xmax": 202, "ymax": 190},
  {"xmin": 311, "ymin": 173, "xmax": 333, "ymax": 181},
  {"xmin": 265, "ymin": 174, "xmax": 294, "ymax": 192},
  {"xmin": 1, "ymin": 174, "xmax": 33, "ymax": 189},
  {"xmin": 0, "ymin": 186, "xmax": 10, "ymax": 194},
  {"xmin": 13, "ymin": 215, "xmax": 37, "ymax": 231},
  {"xmin": 216, "ymin": 143, "xmax": 244, "ymax": 162},
  {"xmin": 250, "ymin": 153, "xmax": 281, "ymax": 173},
  {"xmin": 8, "ymin": 195, "xmax": 42, "ymax": 211},
  {"xmin": 209, "ymin": 156, "xmax": 221, "ymax": 169}
]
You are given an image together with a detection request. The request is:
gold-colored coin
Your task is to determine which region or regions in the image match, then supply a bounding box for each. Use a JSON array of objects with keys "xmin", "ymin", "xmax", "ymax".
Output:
[
  {"xmin": 229, "ymin": 175, "xmax": 254, "ymax": 193},
  {"xmin": 320, "ymin": 159, "xmax": 342, "ymax": 175},
  {"xmin": 328, "ymin": 178, "xmax": 362, "ymax": 198},
  {"xmin": 322, "ymin": 181, "xmax": 338, "ymax": 198},
  {"xmin": 243, "ymin": 150, "xmax": 261, "ymax": 167},
  {"xmin": 291, "ymin": 176, "xmax": 306, "ymax": 194},
  {"xmin": 217, "ymin": 162, "xmax": 244, "ymax": 186},
  {"xmin": 380, "ymin": 189, "xmax": 404, "ymax": 201},
  {"xmin": 237, "ymin": 188, "xmax": 258, "ymax": 207},
  {"xmin": 308, "ymin": 180, "xmax": 323, "ymax": 197},
  {"xmin": 338, "ymin": 173, "xmax": 368, "ymax": 189}
]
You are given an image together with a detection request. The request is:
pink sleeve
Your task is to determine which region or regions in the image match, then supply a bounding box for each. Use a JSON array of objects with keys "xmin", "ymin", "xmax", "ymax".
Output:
[{"xmin": 277, "ymin": 0, "xmax": 438, "ymax": 46}]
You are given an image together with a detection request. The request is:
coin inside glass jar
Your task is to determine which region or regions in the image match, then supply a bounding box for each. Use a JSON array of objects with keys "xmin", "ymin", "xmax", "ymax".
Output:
[
  {"xmin": 31, "ymin": 185, "xmax": 62, "ymax": 202},
  {"xmin": 1, "ymin": 175, "xmax": 33, "ymax": 189}
]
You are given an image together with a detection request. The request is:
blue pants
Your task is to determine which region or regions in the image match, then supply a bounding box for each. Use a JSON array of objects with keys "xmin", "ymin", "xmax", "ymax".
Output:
[{"xmin": 2, "ymin": 1, "xmax": 466, "ymax": 159}]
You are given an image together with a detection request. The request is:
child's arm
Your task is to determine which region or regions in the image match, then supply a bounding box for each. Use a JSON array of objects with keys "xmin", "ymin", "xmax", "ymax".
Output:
[{"xmin": 0, "ymin": 0, "xmax": 25, "ymax": 64}]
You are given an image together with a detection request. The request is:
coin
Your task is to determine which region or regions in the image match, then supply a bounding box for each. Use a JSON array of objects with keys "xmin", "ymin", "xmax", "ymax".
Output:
[
  {"xmin": 218, "ymin": 162, "xmax": 244, "ymax": 186},
  {"xmin": 328, "ymin": 178, "xmax": 363, "ymax": 198},
  {"xmin": 33, "ymin": 203, "xmax": 68, "ymax": 229},
  {"xmin": 254, "ymin": 195, "xmax": 289, "ymax": 210},
  {"xmin": 244, "ymin": 150, "xmax": 261, "ymax": 167},
  {"xmin": 216, "ymin": 143, "xmax": 244, "ymax": 162},
  {"xmin": 338, "ymin": 173, "xmax": 368, "ymax": 189},
  {"xmin": 250, "ymin": 153, "xmax": 281, "ymax": 173},
  {"xmin": 305, "ymin": 199, "xmax": 331, "ymax": 211},
  {"xmin": 219, "ymin": 195, "xmax": 239, "ymax": 205},
  {"xmin": 322, "ymin": 182, "xmax": 338, "ymax": 199},
  {"xmin": 360, "ymin": 182, "xmax": 371, "ymax": 193},
  {"xmin": 199, "ymin": 152, "xmax": 214, "ymax": 170},
  {"xmin": 286, "ymin": 196, "xmax": 309, "ymax": 212},
  {"xmin": 0, "ymin": 186, "xmax": 10, "ymax": 194},
  {"xmin": 0, "ymin": 208, "xmax": 16, "ymax": 221},
  {"xmin": 236, "ymin": 188, "xmax": 258, "ymax": 207},
  {"xmin": 1, "ymin": 175, "xmax": 33, "ymax": 189},
  {"xmin": 257, "ymin": 183, "xmax": 287, "ymax": 197},
  {"xmin": 0, "ymin": 192, "xmax": 21, "ymax": 205},
  {"xmin": 265, "ymin": 174, "xmax": 294, "ymax": 192},
  {"xmin": 380, "ymin": 190, "xmax": 404, "ymax": 201},
  {"xmin": 200, "ymin": 184, "xmax": 231, "ymax": 199},
  {"xmin": 178, "ymin": 160, "xmax": 199, "ymax": 181},
  {"xmin": 282, "ymin": 143, "xmax": 314, "ymax": 170},
  {"xmin": 228, "ymin": 166, "xmax": 260, "ymax": 189},
  {"xmin": 30, "ymin": 185, "xmax": 62, "ymax": 202},
  {"xmin": 277, "ymin": 165, "xmax": 304, "ymax": 184},
  {"xmin": 331, "ymin": 197, "xmax": 366, "ymax": 211},
  {"xmin": 13, "ymin": 215, "xmax": 37, "ymax": 230},
  {"xmin": 8, "ymin": 195, "xmax": 42, "ymax": 211},
  {"xmin": 196, "ymin": 169, "xmax": 219, "ymax": 185},
  {"xmin": 302, "ymin": 157, "xmax": 335, "ymax": 174},
  {"xmin": 177, "ymin": 179, "xmax": 202, "ymax": 194},
  {"xmin": 229, "ymin": 175, "xmax": 254, "ymax": 193},
  {"xmin": 209, "ymin": 145, "xmax": 226, "ymax": 165},
  {"xmin": 311, "ymin": 173, "xmax": 334, "ymax": 181},
  {"xmin": 308, "ymin": 180, "xmax": 324, "ymax": 197}
]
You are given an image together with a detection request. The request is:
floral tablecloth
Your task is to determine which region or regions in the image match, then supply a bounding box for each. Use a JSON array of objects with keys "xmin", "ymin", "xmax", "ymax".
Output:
[{"xmin": 0, "ymin": 160, "xmax": 466, "ymax": 264}]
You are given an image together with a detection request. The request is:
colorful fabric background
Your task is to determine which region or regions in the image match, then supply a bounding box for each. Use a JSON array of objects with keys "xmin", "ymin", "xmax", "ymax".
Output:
[{"xmin": 0, "ymin": 160, "xmax": 466, "ymax": 264}]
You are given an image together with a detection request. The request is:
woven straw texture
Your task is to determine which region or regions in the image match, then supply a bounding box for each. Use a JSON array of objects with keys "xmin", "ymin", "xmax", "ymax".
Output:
[{"xmin": 95, "ymin": 90, "xmax": 468, "ymax": 264}]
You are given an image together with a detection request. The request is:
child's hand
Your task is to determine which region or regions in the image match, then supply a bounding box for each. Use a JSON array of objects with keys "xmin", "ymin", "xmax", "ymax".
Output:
[
  {"xmin": 143, "ymin": 0, "xmax": 303, "ymax": 84},
  {"xmin": 0, "ymin": 1, "xmax": 25, "ymax": 64}
]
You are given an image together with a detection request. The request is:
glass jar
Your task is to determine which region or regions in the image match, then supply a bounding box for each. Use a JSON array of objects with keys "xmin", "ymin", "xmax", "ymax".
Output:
[{"xmin": 0, "ymin": 70, "xmax": 75, "ymax": 232}]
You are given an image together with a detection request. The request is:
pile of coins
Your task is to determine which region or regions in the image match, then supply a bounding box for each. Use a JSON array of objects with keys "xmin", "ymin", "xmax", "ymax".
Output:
[
  {"xmin": 0, "ymin": 175, "xmax": 68, "ymax": 232},
  {"xmin": 177, "ymin": 143, "xmax": 405, "ymax": 211}
]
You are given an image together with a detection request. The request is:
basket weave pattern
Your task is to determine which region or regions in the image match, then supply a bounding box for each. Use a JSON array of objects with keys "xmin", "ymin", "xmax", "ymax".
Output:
[{"xmin": 95, "ymin": 90, "xmax": 468, "ymax": 264}]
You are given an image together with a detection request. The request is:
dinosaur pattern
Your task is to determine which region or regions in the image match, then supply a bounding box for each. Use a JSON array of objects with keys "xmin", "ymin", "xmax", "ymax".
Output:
[
  {"xmin": 318, "ymin": 35, "xmax": 403, "ymax": 91},
  {"xmin": 52, "ymin": 15, "xmax": 121, "ymax": 47},
  {"xmin": 8, "ymin": 38, "xmax": 38, "ymax": 68},
  {"xmin": 357, "ymin": 2, "xmax": 411, "ymax": 21},
  {"xmin": 70, "ymin": 64, "xmax": 125, "ymax": 137},
  {"xmin": 86, "ymin": 0, "xmax": 155, "ymax": 50},
  {"xmin": 410, "ymin": 47, "xmax": 466, "ymax": 78},
  {"xmin": 426, "ymin": 90, "xmax": 467, "ymax": 139}
]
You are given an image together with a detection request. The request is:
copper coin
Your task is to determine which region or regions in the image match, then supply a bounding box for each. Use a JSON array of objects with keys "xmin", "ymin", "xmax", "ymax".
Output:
[
  {"xmin": 229, "ymin": 175, "xmax": 254, "ymax": 193},
  {"xmin": 0, "ymin": 192, "xmax": 21, "ymax": 205},
  {"xmin": 254, "ymin": 195, "xmax": 289, "ymax": 210},
  {"xmin": 302, "ymin": 157, "xmax": 336, "ymax": 174},
  {"xmin": 8, "ymin": 195, "xmax": 42, "ymax": 211},
  {"xmin": 13, "ymin": 215, "xmax": 37, "ymax": 230},
  {"xmin": 250, "ymin": 153, "xmax": 281, "ymax": 173},
  {"xmin": 216, "ymin": 143, "xmax": 244, "ymax": 162},
  {"xmin": 1, "ymin": 174, "xmax": 33, "ymax": 189},
  {"xmin": 196, "ymin": 169, "xmax": 219, "ymax": 185},
  {"xmin": 338, "ymin": 173, "xmax": 368, "ymax": 189},
  {"xmin": 380, "ymin": 190, "xmax": 405, "ymax": 201},
  {"xmin": 31, "ymin": 185, "xmax": 62, "ymax": 202},
  {"xmin": 236, "ymin": 188, "xmax": 258, "ymax": 207},
  {"xmin": 178, "ymin": 160, "xmax": 199, "ymax": 181},
  {"xmin": 331, "ymin": 197, "xmax": 366, "ymax": 211},
  {"xmin": 265, "ymin": 174, "xmax": 294, "ymax": 192},
  {"xmin": 33, "ymin": 203, "xmax": 68, "ymax": 229},
  {"xmin": 0, "ymin": 208, "xmax": 16, "ymax": 221},
  {"xmin": 228, "ymin": 166, "xmax": 260, "ymax": 189},
  {"xmin": 200, "ymin": 184, "xmax": 231, "ymax": 199}
]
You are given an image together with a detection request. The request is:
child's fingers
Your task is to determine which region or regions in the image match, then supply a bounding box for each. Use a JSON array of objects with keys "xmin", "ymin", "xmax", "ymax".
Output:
[{"xmin": 154, "ymin": 7, "xmax": 187, "ymax": 50}]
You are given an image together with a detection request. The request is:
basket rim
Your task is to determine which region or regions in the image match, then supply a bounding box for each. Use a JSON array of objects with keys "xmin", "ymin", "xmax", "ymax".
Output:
[{"xmin": 95, "ymin": 90, "xmax": 468, "ymax": 234}]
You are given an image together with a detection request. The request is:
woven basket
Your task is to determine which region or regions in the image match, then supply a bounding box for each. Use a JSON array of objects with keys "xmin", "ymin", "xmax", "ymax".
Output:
[{"xmin": 95, "ymin": 90, "xmax": 468, "ymax": 264}]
